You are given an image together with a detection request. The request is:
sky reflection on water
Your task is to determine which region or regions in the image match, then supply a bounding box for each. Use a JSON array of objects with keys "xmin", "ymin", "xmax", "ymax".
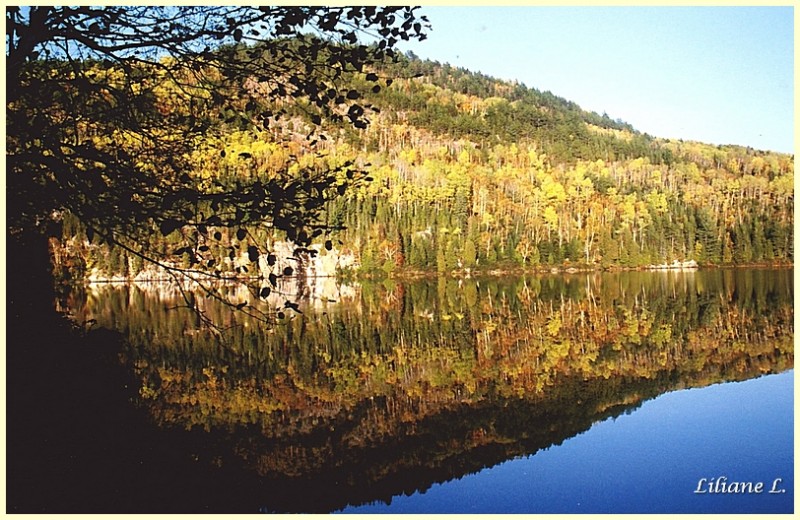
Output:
[{"xmin": 340, "ymin": 370, "xmax": 793, "ymax": 514}]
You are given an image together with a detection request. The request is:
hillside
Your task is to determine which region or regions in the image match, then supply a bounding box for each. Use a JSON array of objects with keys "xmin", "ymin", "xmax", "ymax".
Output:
[{"xmin": 52, "ymin": 52, "xmax": 794, "ymax": 282}]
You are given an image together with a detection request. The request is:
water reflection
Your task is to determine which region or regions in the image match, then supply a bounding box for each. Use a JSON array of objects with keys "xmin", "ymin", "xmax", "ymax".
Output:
[{"xmin": 63, "ymin": 269, "xmax": 793, "ymax": 513}]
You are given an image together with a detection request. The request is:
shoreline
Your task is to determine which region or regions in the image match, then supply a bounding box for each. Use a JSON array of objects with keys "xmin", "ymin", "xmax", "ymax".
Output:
[{"xmin": 78, "ymin": 261, "xmax": 793, "ymax": 285}]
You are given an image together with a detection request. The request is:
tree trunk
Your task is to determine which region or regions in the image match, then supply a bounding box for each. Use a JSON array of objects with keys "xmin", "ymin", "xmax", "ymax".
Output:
[
  {"xmin": 7, "ymin": 226, "xmax": 59, "ymax": 324},
  {"xmin": 6, "ymin": 225, "xmax": 148, "ymax": 512}
]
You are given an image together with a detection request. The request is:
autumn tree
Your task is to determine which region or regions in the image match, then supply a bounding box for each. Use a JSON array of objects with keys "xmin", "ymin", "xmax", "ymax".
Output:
[{"xmin": 6, "ymin": 6, "xmax": 429, "ymax": 323}]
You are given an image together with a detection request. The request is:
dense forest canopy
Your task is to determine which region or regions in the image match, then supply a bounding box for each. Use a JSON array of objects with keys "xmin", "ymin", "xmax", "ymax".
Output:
[
  {"xmin": 7, "ymin": 7, "xmax": 793, "ymax": 301},
  {"xmin": 48, "ymin": 49, "xmax": 793, "ymax": 290}
]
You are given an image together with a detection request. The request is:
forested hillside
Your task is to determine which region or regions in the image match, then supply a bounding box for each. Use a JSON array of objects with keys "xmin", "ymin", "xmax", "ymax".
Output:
[{"xmin": 53, "ymin": 51, "xmax": 793, "ymax": 281}]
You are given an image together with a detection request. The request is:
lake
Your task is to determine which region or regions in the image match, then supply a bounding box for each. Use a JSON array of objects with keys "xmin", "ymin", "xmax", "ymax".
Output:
[{"xmin": 56, "ymin": 268, "xmax": 793, "ymax": 513}]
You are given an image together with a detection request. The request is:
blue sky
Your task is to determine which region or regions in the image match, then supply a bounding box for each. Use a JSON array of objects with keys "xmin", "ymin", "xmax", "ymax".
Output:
[{"xmin": 396, "ymin": 6, "xmax": 794, "ymax": 154}]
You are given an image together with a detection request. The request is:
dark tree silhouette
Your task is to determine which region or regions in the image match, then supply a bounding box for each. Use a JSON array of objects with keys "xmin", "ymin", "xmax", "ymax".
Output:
[{"xmin": 6, "ymin": 6, "xmax": 429, "ymax": 326}]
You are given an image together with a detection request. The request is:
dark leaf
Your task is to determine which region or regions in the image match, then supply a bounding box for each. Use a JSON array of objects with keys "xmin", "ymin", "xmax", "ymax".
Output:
[
  {"xmin": 236, "ymin": 228, "xmax": 247, "ymax": 241},
  {"xmin": 347, "ymin": 104, "xmax": 364, "ymax": 117},
  {"xmin": 284, "ymin": 301, "xmax": 302, "ymax": 314},
  {"xmin": 283, "ymin": 266, "xmax": 294, "ymax": 276},
  {"xmin": 247, "ymin": 245, "xmax": 259, "ymax": 262},
  {"xmin": 259, "ymin": 287, "xmax": 271, "ymax": 298},
  {"xmin": 160, "ymin": 219, "xmax": 180, "ymax": 236}
]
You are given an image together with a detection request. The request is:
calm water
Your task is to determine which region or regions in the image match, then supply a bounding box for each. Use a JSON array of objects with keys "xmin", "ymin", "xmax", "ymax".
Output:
[
  {"xmin": 61, "ymin": 268, "xmax": 793, "ymax": 513},
  {"xmin": 341, "ymin": 370, "xmax": 793, "ymax": 514}
]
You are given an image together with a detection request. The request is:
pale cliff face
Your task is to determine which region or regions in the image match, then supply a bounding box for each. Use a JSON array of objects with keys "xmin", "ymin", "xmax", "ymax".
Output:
[{"xmin": 63, "ymin": 239, "xmax": 359, "ymax": 284}]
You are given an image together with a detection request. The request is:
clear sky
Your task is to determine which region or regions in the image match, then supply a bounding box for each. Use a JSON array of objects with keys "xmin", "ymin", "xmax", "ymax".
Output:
[{"xmin": 396, "ymin": 6, "xmax": 794, "ymax": 154}]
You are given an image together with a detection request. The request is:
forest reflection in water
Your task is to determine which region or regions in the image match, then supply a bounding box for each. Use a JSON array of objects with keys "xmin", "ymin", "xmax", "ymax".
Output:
[{"xmin": 63, "ymin": 268, "xmax": 793, "ymax": 513}]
